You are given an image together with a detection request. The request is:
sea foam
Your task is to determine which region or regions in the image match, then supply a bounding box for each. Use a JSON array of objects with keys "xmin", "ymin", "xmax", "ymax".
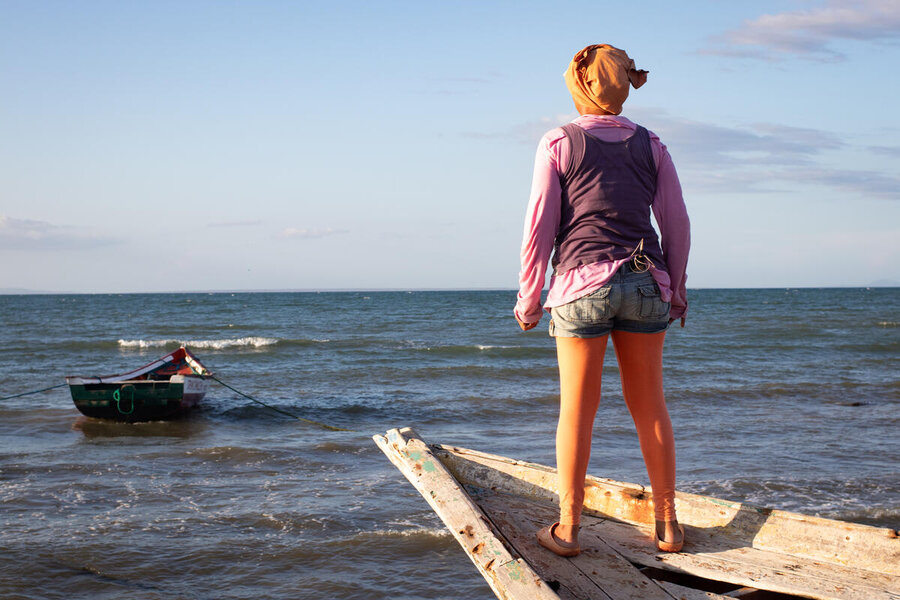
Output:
[{"xmin": 117, "ymin": 337, "xmax": 279, "ymax": 349}]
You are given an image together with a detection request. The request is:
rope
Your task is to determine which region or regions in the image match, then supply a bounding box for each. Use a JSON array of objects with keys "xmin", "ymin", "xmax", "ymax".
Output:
[
  {"xmin": 210, "ymin": 376, "xmax": 353, "ymax": 432},
  {"xmin": 1, "ymin": 383, "xmax": 67, "ymax": 401},
  {"xmin": 113, "ymin": 387, "xmax": 135, "ymax": 415}
]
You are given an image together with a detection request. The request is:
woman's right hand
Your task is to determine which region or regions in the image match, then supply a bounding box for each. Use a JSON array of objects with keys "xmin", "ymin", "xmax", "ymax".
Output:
[{"xmin": 516, "ymin": 316, "xmax": 538, "ymax": 331}]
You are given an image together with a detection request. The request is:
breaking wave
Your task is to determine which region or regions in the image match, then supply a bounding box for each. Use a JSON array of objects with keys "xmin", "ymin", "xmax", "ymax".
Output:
[{"xmin": 117, "ymin": 337, "xmax": 279, "ymax": 350}]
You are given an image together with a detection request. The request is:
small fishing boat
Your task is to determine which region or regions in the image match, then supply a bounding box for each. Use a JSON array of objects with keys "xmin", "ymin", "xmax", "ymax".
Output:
[
  {"xmin": 65, "ymin": 346, "xmax": 212, "ymax": 422},
  {"xmin": 375, "ymin": 427, "xmax": 899, "ymax": 600}
]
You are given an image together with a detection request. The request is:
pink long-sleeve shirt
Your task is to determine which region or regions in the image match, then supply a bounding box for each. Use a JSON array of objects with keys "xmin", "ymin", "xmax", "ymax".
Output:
[{"xmin": 515, "ymin": 114, "xmax": 690, "ymax": 325}]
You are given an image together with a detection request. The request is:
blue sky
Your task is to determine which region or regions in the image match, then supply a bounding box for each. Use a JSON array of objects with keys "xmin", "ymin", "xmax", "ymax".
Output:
[{"xmin": 2, "ymin": 0, "xmax": 899, "ymax": 292}]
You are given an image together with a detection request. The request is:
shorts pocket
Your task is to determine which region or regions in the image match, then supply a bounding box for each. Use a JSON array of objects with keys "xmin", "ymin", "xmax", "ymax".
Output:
[
  {"xmin": 556, "ymin": 286, "xmax": 612, "ymax": 323},
  {"xmin": 638, "ymin": 284, "xmax": 671, "ymax": 319}
]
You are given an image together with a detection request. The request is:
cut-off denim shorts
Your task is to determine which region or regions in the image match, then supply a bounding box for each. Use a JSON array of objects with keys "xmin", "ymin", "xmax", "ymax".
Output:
[{"xmin": 549, "ymin": 262, "xmax": 671, "ymax": 338}]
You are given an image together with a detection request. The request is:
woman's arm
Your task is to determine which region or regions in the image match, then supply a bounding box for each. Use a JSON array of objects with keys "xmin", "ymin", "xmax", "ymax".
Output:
[
  {"xmin": 651, "ymin": 143, "xmax": 690, "ymax": 320},
  {"xmin": 514, "ymin": 132, "xmax": 565, "ymax": 325}
]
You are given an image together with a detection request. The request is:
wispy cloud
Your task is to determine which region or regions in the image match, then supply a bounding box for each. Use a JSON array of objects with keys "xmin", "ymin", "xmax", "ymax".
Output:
[
  {"xmin": 631, "ymin": 108, "xmax": 900, "ymax": 199},
  {"xmin": 467, "ymin": 107, "xmax": 900, "ymax": 200},
  {"xmin": 633, "ymin": 109, "xmax": 845, "ymax": 169},
  {"xmin": 868, "ymin": 145, "xmax": 900, "ymax": 157},
  {"xmin": 705, "ymin": 0, "xmax": 900, "ymax": 61},
  {"xmin": 462, "ymin": 114, "xmax": 577, "ymax": 145},
  {"xmin": 617, "ymin": 108, "xmax": 899, "ymax": 199},
  {"xmin": 778, "ymin": 166, "xmax": 900, "ymax": 199},
  {"xmin": 208, "ymin": 219, "xmax": 264, "ymax": 228},
  {"xmin": 426, "ymin": 71, "xmax": 505, "ymax": 96},
  {"xmin": 0, "ymin": 215, "xmax": 121, "ymax": 250},
  {"xmin": 278, "ymin": 227, "xmax": 348, "ymax": 240}
]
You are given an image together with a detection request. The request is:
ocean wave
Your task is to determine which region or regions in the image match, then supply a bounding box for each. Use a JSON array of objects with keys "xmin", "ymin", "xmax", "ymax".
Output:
[
  {"xmin": 822, "ymin": 507, "xmax": 900, "ymax": 529},
  {"xmin": 117, "ymin": 337, "xmax": 279, "ymax": 350},
  {"xmin": 406, "ymin": 343, "xmax": 543, "ymax": 360},
  {"xmin": 681, "ymin": 476, "xmax": 900, "ymax": 526},
  {"xmin": 354, "ymin": 527, "xmax": 451, "ymax": 540},
  {"xmin": 877, "ymin": 321, "xmax": 899, "ymax": 327}
]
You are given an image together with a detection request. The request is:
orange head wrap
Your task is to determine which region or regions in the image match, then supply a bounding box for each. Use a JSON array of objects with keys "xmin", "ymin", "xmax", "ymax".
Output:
[{"xmin": 564, "ymin": 44, "xmax": 648, "ymax": 116}]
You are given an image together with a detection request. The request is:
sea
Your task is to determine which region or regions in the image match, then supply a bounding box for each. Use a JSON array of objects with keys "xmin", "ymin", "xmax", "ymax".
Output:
[{"xmin": 0, "ymin": 288, "xmax": 897, "ymax": 599}]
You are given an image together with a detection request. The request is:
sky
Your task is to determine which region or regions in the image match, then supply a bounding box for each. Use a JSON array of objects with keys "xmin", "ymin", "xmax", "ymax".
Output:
[{"xmin": 2, "ymin": 0, "xmax": 899, "ymax": 292}]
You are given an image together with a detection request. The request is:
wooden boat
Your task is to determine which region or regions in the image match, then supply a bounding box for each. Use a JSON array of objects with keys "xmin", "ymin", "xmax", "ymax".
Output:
[
  {"xmin": 374, "ymin": 427, "xmax": 899, "ymax": 600},
  {"xmin": 65, "ymin": 346, "xmax": 212, "ymax": 422}
]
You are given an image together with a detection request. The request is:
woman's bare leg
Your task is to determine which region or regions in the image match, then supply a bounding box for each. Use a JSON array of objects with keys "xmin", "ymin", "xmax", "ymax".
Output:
[
  {"xmin": 553, "ymin": 335, "xmax": 608, "ymax": 543},
  {"xmin": 610, "ymin": 329, "xmax": 681, "ymax": 544}
]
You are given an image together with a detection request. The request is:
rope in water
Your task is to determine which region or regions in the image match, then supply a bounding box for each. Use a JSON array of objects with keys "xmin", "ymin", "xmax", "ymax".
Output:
[
  {"xmin": 210, "ymin": 376, "xmax": 353, "ymax": 432},
  {"xmin": 0, "ymin": 383, "xmax": 67, "ymax": 401}
]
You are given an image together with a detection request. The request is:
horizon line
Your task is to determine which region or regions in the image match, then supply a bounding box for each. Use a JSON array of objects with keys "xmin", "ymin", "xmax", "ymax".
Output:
[{"xmin": 2, "ymin": 284, "xmax": 899, "ymax": 296}]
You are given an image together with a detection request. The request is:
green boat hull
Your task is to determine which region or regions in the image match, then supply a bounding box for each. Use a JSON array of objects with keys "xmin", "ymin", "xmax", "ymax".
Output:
[{"xmin": 68, "ymin": 377, "xmax": 209, "ymax": 422}]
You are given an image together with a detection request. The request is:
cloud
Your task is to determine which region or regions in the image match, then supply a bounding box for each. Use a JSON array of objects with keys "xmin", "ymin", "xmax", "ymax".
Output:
[
  {"xmin": 0, "ymin": 215, "xmax": 121, "ymax": 250},
  {"xmin": 632, "ymin": 108, "xmax": 845, "ymax": 169},
  {"xmin": 868, "ymin": 145, "xmax": 900, "ymax": 157},
  {"xmin": 632, "ymin": 108, "xmax": 899, "ymax": 199},
  {"xmin": 278, "ymin": 227, "xmax": 348, "ymax": 240},
  {"xmin": 705, "ymin": 1, "xmax": 900, "ymax": 61},
  {"xmin": 779, "ymin": 166, "xmax": 900, "ymax": 199},
  {"xmin": 467, "ymin": 107, "xmax": 900, "ymax": 200},
  {"xmin": 207, "ymin": 219, "xmax": 263, "ymax": 228},
  {"xmin": 462, "ymin": 114, "xmax": 577, "ymax": 145},
  {"xmin": 425, "ymin": 72, "xmax": 505, "ymax": 97}
]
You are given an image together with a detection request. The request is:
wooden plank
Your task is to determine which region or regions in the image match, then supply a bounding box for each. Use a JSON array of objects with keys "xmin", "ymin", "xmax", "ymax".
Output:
[
  {"xmin": 655, "ymin": 581, "xmax": 734, "ymax": 600},
  {"xmin": 378, "ymin": 432, "xmax": 899, "ymax": 600},
  {"xmin": 476, "ymin": 493, "xmax": 614, "ymax": 600},
  {"xmin": 434, "ymin": 445, "xmax": 900, "ymax": 576},
  {"xmin": 374, "ymin": 428, "xmax": 561, "ymax": 600},
  {"xmin": 722, "ymin": 588, "xmax": 763, "ymax": 598},
  {"xmin": 587, "ymin": 518, "xmax": 900, "ymax": 600},
  {"xmin": 474, "ymin": 491, "xmax": 676, "ymax": 600}
]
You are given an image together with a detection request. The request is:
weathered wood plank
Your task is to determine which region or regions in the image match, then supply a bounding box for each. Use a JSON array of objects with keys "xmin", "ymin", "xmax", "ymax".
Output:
[
  {"xmin": 587, "ymin": 518, "xmax": 900, "ymax": 600},
  {"xmin": 655, "ymin": 581, "xmax": 734, "ymax": 600},
  {"xmin": 476, "ymin": 494, "xmax": 614, "ymax": 600},
  {"xmin": 434, "ymin": 444, "xmax": 900, "ymax": 576},
  {"xmin": 374, "ymin": 429, "xmax": 560, "ymax": 600},
  {"xmin": 377, "ymin": 431, "xmax": 899, "ymax": 600},
  {"xmin": 722, "ymin": 587, "xmax": 764, "ymax": 598},
  {"xmin": 475, "ymin": 491, "xmax": 678, "ymax": 600}
]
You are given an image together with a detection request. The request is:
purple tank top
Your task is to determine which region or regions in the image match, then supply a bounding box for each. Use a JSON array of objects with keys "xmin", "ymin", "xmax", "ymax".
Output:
[{"xmin": 552, "ymin": 123, "xmax": 665, "ymax": 275}]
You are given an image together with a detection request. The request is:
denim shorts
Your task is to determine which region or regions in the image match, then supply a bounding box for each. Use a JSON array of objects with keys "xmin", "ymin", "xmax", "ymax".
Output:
[{"xmin": 549, "ymin": 263, "xmax": 671, "ymax": 338}]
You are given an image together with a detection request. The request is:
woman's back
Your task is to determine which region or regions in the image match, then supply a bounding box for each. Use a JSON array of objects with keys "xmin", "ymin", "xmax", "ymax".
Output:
[{"xmin": 553, "ymin": 123, "xmax": 663, "ymax": 275}]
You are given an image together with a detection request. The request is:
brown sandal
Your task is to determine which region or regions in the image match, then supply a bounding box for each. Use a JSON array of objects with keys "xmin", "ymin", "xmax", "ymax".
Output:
[
  {"xmin": 536, "ymin": 522, "xmax": 581, "ymax": 557},
  {"xmin": 654, "ymin": 521, "xmax": 685, "ymax": 553}
]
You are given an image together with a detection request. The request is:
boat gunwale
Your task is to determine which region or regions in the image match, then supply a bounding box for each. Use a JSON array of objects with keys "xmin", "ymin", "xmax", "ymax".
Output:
[
  {"xmin": 64, "ymin": 346, "xmax": 212, "ymax": 385},
  {"xmin": 66, "ymin": 374, "xmax": 210, "ymax": 386}
]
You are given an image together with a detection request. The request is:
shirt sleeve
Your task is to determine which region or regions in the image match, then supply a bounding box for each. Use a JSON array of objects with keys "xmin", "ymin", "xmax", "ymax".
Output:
[
  {"xmin": 650, "ymin": 139, "xmax": 691, "ymax": 319},
  {"xmin": 514, "ymin": 131, "xmax": 564, "ymax": 324}
]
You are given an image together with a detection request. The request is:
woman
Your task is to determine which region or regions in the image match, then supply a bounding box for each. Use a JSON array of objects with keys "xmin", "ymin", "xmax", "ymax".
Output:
[{"xmin": 514, "ymin": 44, "xmax": 690, "ymax": 557}]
